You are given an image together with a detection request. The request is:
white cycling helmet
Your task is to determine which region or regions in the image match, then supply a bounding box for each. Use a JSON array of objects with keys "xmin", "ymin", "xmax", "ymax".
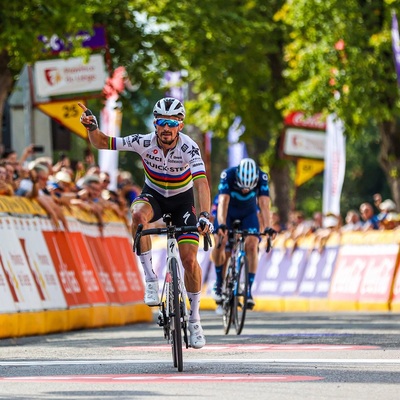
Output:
[
  {"xmin": 153, "ymin": 97, "xmax": 186, "ymax": 119},
  {"xmin": 236, "ymin": 158, "xmax": 259, "ymax": 190}
]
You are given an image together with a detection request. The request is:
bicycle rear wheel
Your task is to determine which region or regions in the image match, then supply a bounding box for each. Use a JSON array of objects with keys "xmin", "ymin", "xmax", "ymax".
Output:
[
  {"xmin": 233, "ymin": 254, "xmax": 249, "ymax": 335},
  {"xmin": 222, "ymin": 261, "xmax": 235, "ymax": 335},
  {"xmin": 170, "ymin": 258, "xmax": 183, "ymax": 371}
]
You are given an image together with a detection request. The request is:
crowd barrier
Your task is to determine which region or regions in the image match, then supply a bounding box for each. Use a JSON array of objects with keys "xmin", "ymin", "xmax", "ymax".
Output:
[
  {"xmin": 2, "ymin": 195, "xmax": 400, "ymax": 339},
  {"xmin": 0, "ymin": 196, "xmax": 152, "ymax": 339},
  {"xmin": 198, "ymin": 230, "xmax": 400, "ymax": 312}
]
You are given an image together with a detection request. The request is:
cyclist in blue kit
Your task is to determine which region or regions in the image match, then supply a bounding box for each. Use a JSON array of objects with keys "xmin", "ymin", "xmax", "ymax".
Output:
[{"xmin": 211, "ymin": 158, "xmax": 276, "ymax": 309}]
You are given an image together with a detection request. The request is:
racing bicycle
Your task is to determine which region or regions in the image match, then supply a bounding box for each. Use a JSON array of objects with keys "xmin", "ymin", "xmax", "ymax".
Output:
[
  {"xmin": 134, "ymin": 214, "xmax": 212, "ymax": 372},
  {"xmin": 219, "ymin": 220, "xmax": 272, "ymax": 335}
]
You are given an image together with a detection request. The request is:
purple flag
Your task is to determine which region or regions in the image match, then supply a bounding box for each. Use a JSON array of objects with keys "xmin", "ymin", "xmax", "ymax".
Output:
[{"xmin": 391, "ymin": 11, "xmax": 400, "ymax": 87}]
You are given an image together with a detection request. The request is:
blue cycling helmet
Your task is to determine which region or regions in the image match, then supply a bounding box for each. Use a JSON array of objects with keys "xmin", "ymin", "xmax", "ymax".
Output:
[{"xmin": 236, "ymin": 158, "xmax": 259, "ymax": 190}]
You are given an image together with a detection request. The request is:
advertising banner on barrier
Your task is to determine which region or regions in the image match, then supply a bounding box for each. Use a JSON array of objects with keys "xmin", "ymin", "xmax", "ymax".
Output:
[
  {"xmin": 65, "ymin": 219, "xmax": 109, "ymax": 304},
  {"xmin": 102, "ymin": 222, "xmax": 145, "ymax": 302},
  {"xmin": 0, "ymin": 217, "xmax": 43, "ymax": 311},
  {"xmin": 298, "ymin": 247, "xmax": 339, "ymax": 298},
  {"xmin": 83, "ymin": 223, "xmax": 139, "ymax": 304},
  {"xmin": 0, "ymin": 253, "xmax": 19, "ymax": 313},
  {"xmin": 40, "ymin": 219, "xmax": 90, "ymax": 307},
  {"xmin": 11, "ymin": 217, "xmax": 67, "ymax": 310},
  {"xmin": 79, "ymin": 223, "xmax": 120, "ymax": 303},
  {"xmin": 329, "ymin": 244, "xmax": 399, "ymax": 304},
  {"xmin": 255, "ymin": 247, "xmax": 308, "ymax": 296},
  {"xmin": 391, "ymin": 266, "xmax": 400, "ymax": 306}
]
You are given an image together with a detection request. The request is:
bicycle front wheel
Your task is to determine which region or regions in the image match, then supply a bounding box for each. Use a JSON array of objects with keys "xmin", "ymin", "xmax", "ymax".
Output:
[
  {"xmin": 222, "ymin": 260, "xmax": 235, "ymax": 335},
  {"xmin": 233, "ymin": 254, "xmax": 249, "ymax": 335},
  {"xmin": 170, "ymin": 257, "xmax": 183, "ymax": 371}
]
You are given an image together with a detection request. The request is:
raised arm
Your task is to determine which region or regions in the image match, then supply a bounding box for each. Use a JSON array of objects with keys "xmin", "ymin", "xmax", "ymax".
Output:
[{"xmin": 78, "ymin": 102, "xmax": 110, "ymax": 149}]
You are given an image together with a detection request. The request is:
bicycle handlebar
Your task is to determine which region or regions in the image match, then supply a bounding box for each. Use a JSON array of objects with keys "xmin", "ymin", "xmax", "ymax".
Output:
[
  {"xmin": 134, "ymin": 224, "xmax": 212, "ymax": 255},
  {"xmin": 216, "ymin": 228, "xmax": 273, "ymax": 253}
]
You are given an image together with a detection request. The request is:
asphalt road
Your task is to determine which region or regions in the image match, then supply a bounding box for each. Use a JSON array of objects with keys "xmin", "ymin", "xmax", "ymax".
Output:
[{"xmin": 1, "ymin": 311, "xmax": 400, "ymax": 399}]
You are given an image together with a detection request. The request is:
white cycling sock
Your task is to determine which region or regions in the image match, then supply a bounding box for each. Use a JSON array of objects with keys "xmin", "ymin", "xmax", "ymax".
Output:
[
  {"xmin": 187, "ymin": 291, "xmax": 201, "ymax": 323},
  {"xmin": 139, "ymin": 250, "xmax": 157, "ymax": 282}
]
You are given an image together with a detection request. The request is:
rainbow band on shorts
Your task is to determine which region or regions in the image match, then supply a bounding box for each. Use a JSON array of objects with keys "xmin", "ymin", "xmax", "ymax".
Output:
[{"xmin": 178, "ymin": 233, "xmax": 199, "ymax": 245}]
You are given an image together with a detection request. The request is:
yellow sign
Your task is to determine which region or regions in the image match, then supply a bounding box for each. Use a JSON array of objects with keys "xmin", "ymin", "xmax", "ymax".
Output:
[
  {"xmin": 37, "ymin": 100, "xmax": 88, "ymax": 139},
  {"xmin": 295, "ymin": 158, "xmax": 325, "ymax": 187}
]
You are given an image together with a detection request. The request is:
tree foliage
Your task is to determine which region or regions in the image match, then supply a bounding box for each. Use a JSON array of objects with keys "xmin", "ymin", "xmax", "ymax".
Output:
[
  {"xmin": 2, "ymin": 0, "xmax": 399, "ymax": 219},
  {"xmin": 277, "ymin": 0, "xmax": 400, "ymax": 208}
]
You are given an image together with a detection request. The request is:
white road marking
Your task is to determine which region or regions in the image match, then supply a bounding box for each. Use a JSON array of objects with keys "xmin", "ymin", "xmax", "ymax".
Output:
[{"xmin": 0, "ymin": 358, "xmax": 399, "ymax": 367}]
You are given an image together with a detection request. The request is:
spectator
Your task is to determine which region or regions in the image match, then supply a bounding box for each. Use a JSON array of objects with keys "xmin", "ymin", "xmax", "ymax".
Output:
[
  {"xmin": 76, "ymin": 165, "xmax": 101, "ymax": 189},
  {"xmin": 311, "ymin": 211, "xmax": 323, "ymax": 232},
  {"xmin": 373, "ymin": 193, "xmax": 382, "ymax": 213},
  {"xmin": 341, "ymin": 209, "xmax": 363, "ymax": 232},
  {"xmin": 117, "ymin": 170, "xmax": 141, "ymax": 205},
  {"xmin": 381, "ymin": 212, "xmax": 400, "ymax": 230},
  {"xmin": 313, "ymin": 213, "xmax": 341, "ymax": 252},
  {"xmin": 26, "ymin": 164, "xmax": 69, "ymax": 231},
  {"xmin": 359, "ymin": 202, "xmax": 379, "ymax": 230},
  {"xmin": 0, "ymin": 165, "xmax": 14, "ymax": 196},
  {"xmin": 270, "ymin": 210, "xmax": 286, "ymax": 233}
]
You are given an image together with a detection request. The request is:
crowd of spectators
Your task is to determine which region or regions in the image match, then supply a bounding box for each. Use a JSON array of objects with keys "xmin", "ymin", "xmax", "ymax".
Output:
[
  {"xmin": 268, "ymin": 192, "xmax": 400, "ymax": 252},
  {"xmin": 1, "ymin": 145, "xmax": 400, "ymax": 237},
  {"xmin": 0, "ymin": 145, "xmax": 141, "ymax": 231}
]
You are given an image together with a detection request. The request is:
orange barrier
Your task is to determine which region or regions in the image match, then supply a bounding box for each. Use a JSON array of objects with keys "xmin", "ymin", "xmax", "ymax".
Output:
[{"xmin": 0, "ymin": 196, "xmax": 152, "ymax": 339}]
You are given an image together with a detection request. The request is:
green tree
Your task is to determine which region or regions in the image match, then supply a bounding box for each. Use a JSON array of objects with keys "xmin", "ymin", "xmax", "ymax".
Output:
[
  {"xmin": 0, "ymin": 0, "xmax": 105, "ymax": 143},
  {"xmin": 277, "ymin": 0, "xmax": 400, "ymax": 209}
]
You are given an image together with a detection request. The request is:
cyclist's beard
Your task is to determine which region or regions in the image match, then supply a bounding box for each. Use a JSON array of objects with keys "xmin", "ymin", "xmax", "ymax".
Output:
[{"xmin": 157, "ymin": 131, "xmax": 178, "ymax": 146}]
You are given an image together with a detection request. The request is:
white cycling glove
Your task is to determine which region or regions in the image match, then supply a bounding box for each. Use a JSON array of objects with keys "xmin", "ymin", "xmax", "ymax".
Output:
[{"xmin": 197, "ymin": 217, "xmax": 214, "ymax": 233}]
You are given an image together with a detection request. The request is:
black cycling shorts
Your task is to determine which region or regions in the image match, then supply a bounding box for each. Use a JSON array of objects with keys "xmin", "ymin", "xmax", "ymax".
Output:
[{"xmin": 132, "ymin": 185, "xmax": 199, "ymax": 243}]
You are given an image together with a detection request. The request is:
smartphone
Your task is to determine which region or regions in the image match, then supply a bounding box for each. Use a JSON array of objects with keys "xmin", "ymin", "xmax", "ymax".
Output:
[{"xmin": 32, "ymin": 145, "xmax": 44, "ymax": 153}]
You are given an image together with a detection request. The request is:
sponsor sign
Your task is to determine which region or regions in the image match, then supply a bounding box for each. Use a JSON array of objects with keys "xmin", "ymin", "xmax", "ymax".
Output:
[
  {"xmin": 254, "ymin": 247, "xmax": 308, "ymax": 296},
  {"xmin": 38, "ymin": 26, "xmax": 107, "ymax": 53},
  {"xmin": 41, "ymin": 219, "xmax": 90, "ymax": 306},
  {"xmin": 78, "ymin": 223, "xmax": 119, "ymax": 303},
  {"xmin": 298, "ymin": 247, "xmax": 338, "ymax": 298},
  {"xmin": 64, "ymin": 219, "xmax": 109, "ymax": 304},
  {"xmin": 37, "ymin": 100, "xmax": 88, "ymax": 139},
  {"xmin": 83, "ymin": 223, "xmax": 140, "ymax": 304},
  {"xmin": 284, "ymin": 111, "xmax": 326, "ymax": 130},
  {"xmin": 295, "ymin": 158, "xmax": 325, "ymax": 187},
  {"xmin": 34, "ymin": 54, "xmax": 106, "ymax": 97},
  {"xmin": 329, "ymin": 244, "xmax": 399, "ymax": 303},
  {"xmin": 11, "ymin": 217, "xmax": 67, "ymax": 310},
  {"xmin": 283, "ymin": 128, "xmax": 326, "ymax": 159},
  {"xmin": 0, "ymin": 252, "xmax": 19, "ymax": 313},
  {"xmin": 0, "ymin": 217, "xmax": 43, "ymax": 311}
]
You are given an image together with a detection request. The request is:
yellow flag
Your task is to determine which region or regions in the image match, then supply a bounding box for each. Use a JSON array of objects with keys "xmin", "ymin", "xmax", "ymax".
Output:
[
  {"xmin": 37, "ymin": 100, "xmax": 88, "ymax": 139},
  {"xmin": 295, "ymin": 158, "xmax": 325, "ymax": 187}
]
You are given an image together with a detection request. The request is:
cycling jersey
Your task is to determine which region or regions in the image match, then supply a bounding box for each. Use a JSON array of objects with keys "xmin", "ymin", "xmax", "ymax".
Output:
[
  {"xmin": 108, "ymin": 132, "xmax": 206, "ymax": 197},
  {"xmin": 215, "ymin": 166, "xmax": 270, "ymax": 231},
  {"xmin": 218, "ymin": 167, "xmax": 270, "ymax": 212}
]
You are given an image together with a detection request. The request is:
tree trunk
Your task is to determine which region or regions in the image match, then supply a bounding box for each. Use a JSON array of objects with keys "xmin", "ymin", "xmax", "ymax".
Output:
[
  {"xmin": 378, "ymin": 120, "xmax": 400, "ymax": 211},
  {"xmin": 0, "ymin": 50, "xmax": 13, "ymax": 145}
]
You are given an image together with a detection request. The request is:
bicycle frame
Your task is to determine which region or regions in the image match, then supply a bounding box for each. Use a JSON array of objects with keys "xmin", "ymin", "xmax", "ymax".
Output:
[
  {"xmin": 134, "ymin": 214, "xmax": 211, "ymax": 372},
  {"xmin": 221, "ymin": 221, "xmax": 272, "ymax": 335}
]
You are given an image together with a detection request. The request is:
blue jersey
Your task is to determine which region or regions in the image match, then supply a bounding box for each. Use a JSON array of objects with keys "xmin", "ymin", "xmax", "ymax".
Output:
[{"xmin": 215, "ymin": 166, "xmax": 270, "ymax": 231}]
